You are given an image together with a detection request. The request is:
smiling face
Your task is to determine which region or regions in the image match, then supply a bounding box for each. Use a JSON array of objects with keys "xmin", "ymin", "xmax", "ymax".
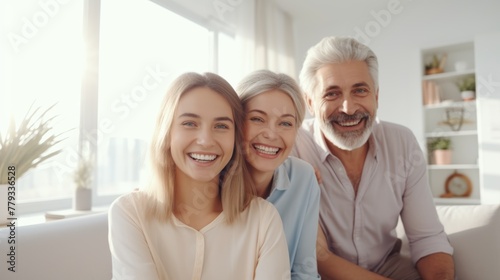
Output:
[
  {"xmin": 306, "ymin": 60, "xmax": 378, "ymax": 151},
  {"xmin": 243, "ymin": 89, "xmax": 298, "ymax": 175},
  {"xmin": 170, "ymin": 87, "xmax": 235, "ymax": 184}
]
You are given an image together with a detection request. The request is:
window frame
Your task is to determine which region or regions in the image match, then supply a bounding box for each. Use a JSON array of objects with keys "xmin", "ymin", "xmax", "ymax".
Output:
[{"xmin": 17, "ymin": 0, "xmax": 237, "ymax": 215}]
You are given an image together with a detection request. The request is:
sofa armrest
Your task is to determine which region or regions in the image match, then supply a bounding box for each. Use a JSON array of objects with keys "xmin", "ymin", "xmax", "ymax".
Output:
[
  {"xmin": 397, "ymin": 204, "xmax": 500, "ymax": 280},
  {"xmin": 0, "ymin": 212, "xmax": 111, "ymax": 280}
]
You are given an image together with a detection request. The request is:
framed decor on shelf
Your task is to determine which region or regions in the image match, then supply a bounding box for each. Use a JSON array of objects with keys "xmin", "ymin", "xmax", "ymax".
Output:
[{"xmin": 440, "ymin": 171, "xmax": 473, "ymax": 198}]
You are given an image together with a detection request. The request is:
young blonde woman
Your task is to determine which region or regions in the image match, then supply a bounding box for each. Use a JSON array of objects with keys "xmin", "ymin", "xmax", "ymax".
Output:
[
  {"xmin": 237, "ymin": 70, "xmax": 321, "ymax": 279},
  {"xmin": 108, "ymin": 72, "xmax": 290, "ymax": 280}
]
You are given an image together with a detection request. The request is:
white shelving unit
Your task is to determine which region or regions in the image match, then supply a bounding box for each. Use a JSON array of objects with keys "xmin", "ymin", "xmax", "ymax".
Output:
[
  {"xmin": 420, "ymin": 42, "xmax": 480, "ymax": 205},
  {"xmin": 421, "ymin": 69, "xmax": 475, "ymax": 81}
]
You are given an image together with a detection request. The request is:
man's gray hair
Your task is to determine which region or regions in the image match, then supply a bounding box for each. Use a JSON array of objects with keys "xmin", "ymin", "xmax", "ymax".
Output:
[{"xmin": 299, "ymin": 36, "xmax": 379, "ymax": 97}]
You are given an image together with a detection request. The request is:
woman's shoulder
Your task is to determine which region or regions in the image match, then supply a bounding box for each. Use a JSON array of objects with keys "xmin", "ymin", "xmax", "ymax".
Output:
[
  {"xmin": 283, "ymin": 156, "xmax": 316, "ymax": 172},
  {"xmin": 281, "ymin": 157, "xmax": 318, "ymax": 184},
  {"xmin": 249, "ymin": 196, "xmax": 275, "ymax": 209},
  {"xmin": 278, "ymin": 157, "xmax": 321, "ymax": 201},
  {"xmin": 109, "ymin": 190, "xmax": 150, "ymax": 213},
  {"xmin": 246, "ymin": 197, "xmax": 280, "ymax": 218}
]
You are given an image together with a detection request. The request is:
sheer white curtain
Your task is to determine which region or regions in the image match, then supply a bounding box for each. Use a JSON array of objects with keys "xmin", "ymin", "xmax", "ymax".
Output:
[
  {"xmin": 160, "ymin": 0, "xmax": 296, "ymax": 80},
  {"xmin": 234, "ymin": 0, "xmax": 296, "ymax": 79}
]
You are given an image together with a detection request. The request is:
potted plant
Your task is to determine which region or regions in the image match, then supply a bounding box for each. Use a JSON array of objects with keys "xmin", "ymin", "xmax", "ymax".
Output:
[
  {"xmin": 428, "ymin": 137, "xmax": 452, "ymax": 165},
  {"xmin": 0, "ymin": 104, "xmax": 64, "ymax": 224},
  {"xmin": 456, "ymin": 76, "xmax": 476, "ymax": 101},
  {"xmin": 425, "ymin": 54, "xmax": 447, "ymax": 75},
  {"xmin": 73, "ymin": 140, "xmax": 95, "ymax": 211}
]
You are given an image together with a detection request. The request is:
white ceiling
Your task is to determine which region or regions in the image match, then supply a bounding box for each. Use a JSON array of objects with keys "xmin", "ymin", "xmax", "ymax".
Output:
[{"xmin": 273, "ymin": 0, "xmax": 390, "ymax": 22}]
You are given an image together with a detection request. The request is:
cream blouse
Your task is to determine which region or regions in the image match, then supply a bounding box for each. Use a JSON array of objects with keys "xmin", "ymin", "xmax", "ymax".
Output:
[{"xmin": 109, "ymin": 191, "xmax": 290, "ymax": 280}]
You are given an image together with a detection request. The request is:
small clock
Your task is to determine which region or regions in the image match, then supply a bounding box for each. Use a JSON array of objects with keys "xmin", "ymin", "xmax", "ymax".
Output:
[{"xmin": 441, "ymin": 171, "xmax": 472, "ymax": 198}]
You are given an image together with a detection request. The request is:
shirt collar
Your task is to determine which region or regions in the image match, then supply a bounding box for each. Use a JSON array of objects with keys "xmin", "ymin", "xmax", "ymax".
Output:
[
  {"xmin": 368, "ymin": 118, "xmax": 380, "ymax": 161},
  {"xmin": 312, "ymin": 121, "xmax": 332, "ymax": 162},
  {"xmin": 270, "ymin": 160, "xmax": 291, "ymax": 191}
]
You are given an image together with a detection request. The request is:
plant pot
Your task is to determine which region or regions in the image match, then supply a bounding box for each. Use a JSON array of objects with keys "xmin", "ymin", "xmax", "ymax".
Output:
[
  {"xmin": 0, "ymin": 185, "xmax": 9, "ymax": 225},
  {"xmin": 461, "ymin": 90, "xmax": 475, "ymax": 101},
  {"xmin": 425, "ymin": 67, "xmax": 444, "ymax": 75},
  {"xmin": 433, "ymin": 150, "xmax": 452, "ymax": 165},
  {"xmin": 74, "ymin": 188, "xmax": 92, "ymax": 211}
]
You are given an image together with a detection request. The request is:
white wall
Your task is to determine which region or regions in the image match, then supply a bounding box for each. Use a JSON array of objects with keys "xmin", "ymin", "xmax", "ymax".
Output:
[
  {"xmin": 475, "ymin": 32, "xmax": 500, "ymax": 202},
  {"xmin": 291, "ymin": 0, "xmax": 500, "ymax": 146},
  {"xmin": 152, "ymin": 0, "xmax": 500, "ymax": 148}
]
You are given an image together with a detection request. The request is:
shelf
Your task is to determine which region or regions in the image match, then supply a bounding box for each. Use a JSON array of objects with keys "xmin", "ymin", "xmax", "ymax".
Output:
[
  {"xmin": 45, "ymin": 208, "xmax": 107, "ymax": 220},
  {"xmin": 422, "ymin": 69, "xmax": 475, "ymax": 81},
  {"xmin": 424, "ymin": 100, "xmax": 476, "ymax": 110},
  {"xmin": 428, "ymin": 164, "xmax": 479, "ymax": 170},
  {"xmin": 433, "ymin": 197, "xmax": 480, "ymax": 205},
  {"xmin": 425, "ymin": 130, "xmax": 477, "ymax": 137},
  {"xmin": 421, "ymin": 41, "xmax": 485, "ymax": 206}
]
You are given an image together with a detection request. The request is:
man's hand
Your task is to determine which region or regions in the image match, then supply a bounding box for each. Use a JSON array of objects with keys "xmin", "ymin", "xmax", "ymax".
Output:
[{"xmin": 316, "ymin": 225, "xmax": 390, "ymax": 280}]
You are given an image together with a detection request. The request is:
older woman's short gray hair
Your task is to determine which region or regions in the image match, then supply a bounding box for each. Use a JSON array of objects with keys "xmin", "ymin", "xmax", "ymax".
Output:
[{"xmin": 236, "ymin": 69, "xmax": 306, "ymax": 126}]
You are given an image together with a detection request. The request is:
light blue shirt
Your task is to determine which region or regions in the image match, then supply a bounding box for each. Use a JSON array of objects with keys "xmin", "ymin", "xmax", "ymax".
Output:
[{"xmin": 267, "ymin": 156, "xmax": 321, "ymax": 280}]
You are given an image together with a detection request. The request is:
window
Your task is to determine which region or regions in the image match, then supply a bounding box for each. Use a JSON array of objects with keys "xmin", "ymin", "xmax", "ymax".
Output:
[
  {"xmin": 217, "ymin": 31, "xmax": 240, "ymax": 87},
  {"xmin": 2, "ymin": 1, "xmax": 83, "ymax": 212},
  {"xmin": 97, "ymin": 0, "xmax": 216, "ymax": 195},
  {"xmin": 2, "ymin": 0, "xmax": 239, "ymax": 214}
]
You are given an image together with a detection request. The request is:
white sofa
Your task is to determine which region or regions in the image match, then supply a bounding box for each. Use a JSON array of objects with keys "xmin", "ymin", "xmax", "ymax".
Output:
[
  {"xmin": 0, "ymin": 204, "xmax": 499, "ymax": 280},
  {"xmin": 0, "ymin": 212, "xmax": 111, "ymax": 280},
  {"xmin": 397, "ymin": 204, "xmax": 500, "ymax": 280}
]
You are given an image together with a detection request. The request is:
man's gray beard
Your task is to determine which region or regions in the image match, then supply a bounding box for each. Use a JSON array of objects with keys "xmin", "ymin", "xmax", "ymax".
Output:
[{"xmin": 319, "ymin": 114, "xmax": 374, "ymax": 151}]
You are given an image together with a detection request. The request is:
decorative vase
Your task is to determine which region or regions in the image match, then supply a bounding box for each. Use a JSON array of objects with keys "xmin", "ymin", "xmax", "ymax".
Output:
[
  {"xmin": 0, "ymin": 185, "xmax": 9, "ymax": 225},
  {"xmin": 74, "ymin": 188, "xmax": 92, "ymax": 211},
  {"xmin": 461, "ymin": 90, "xmax": 475, "ymax": 101},
  {"xmin": 434, "ymin": 150, "xmax": 452, "ymax": 165},
  {"xmin": 454, "ymin": 61, "xmax": 467, "ymax": 72}
]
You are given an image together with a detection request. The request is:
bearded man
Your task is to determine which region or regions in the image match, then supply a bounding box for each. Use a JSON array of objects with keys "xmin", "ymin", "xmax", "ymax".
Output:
[{"xmin": 292, "ymin": 36, "xmax": 455, "ymax": 280}]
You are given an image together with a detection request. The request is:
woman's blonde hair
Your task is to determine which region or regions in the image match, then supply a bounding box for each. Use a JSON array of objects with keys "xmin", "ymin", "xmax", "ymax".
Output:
[{"xmin": 145, "ymin": 72, "xmax": 254, "ymax": 223}]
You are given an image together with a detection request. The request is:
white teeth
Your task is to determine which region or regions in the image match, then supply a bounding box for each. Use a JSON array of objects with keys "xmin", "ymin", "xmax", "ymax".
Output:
[
  {"xmin": 190, "ymin": 153, "xmax": 217, "ymax": 161},
  {"xmin": 338, "ymin": 119, "xmax": 361, "ymax": 127},
  {"xmin": 254, "ymin": 145, "xmax": 279, "ymax": 155}
]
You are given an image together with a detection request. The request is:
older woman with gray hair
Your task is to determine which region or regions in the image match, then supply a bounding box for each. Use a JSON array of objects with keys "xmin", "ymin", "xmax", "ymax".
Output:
[{"xmin": 237, "ymin": 69, "xmax": 321, "ymax": 280}]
